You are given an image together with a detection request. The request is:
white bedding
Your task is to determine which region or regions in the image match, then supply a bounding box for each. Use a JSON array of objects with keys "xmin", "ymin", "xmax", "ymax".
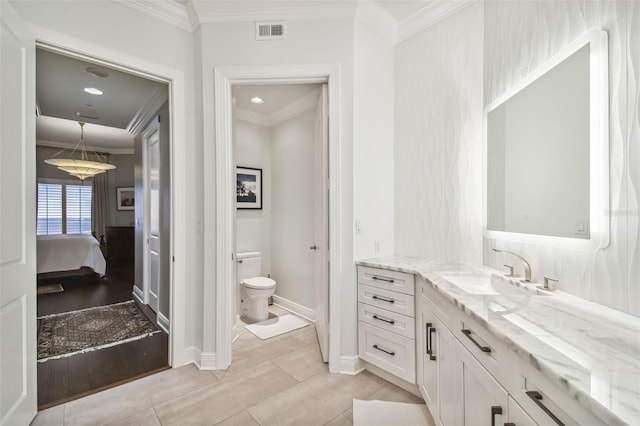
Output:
[{"xmin": 37, "ymin": 234, "xmax": 106, "ymax": 276}]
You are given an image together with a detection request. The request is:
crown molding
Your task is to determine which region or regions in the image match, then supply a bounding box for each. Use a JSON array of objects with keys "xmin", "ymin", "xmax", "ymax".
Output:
[
  {"xmin": 268, "ymin": 88, "xmax": 320, "ymax": 126},
  {"xmin": 355, "ymin": 1, "xmax": 398, "ymax": 45},
  {"xmin": 233, "ymin": 107, "xmax": 271, "ymax": 127},
  {"xmin": 127, "ymin": 86, "xmax": 169, "ymax": 135},
  {"xmin": 234, "ymin": 89, "xmax": 320, "ymax": 127},
  {"xmin": 37, "ymin": 139, "xmax": 134, "ymax": 155},
  {"xmin": 397, "ymin": 0, "xmax": 477, "ymax": 43},
  {"xmin": 190, "ymin": 1, "xmax": 357, "ymax": 24},
  {"xmin": 114, "ymin": 0, "xmax": 192, "ymax": 32}
]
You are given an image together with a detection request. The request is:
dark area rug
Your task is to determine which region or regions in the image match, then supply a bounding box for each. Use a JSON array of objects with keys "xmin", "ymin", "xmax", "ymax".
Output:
[{"xmin": 37, "ymin": 300, "xmax": 159, "ymax": 362}]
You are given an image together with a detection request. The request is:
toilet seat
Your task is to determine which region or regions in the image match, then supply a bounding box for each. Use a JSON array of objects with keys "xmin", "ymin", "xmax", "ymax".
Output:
[{"xmin": 242, "ymin": 276, "xmax": 276, "ymax": 290}]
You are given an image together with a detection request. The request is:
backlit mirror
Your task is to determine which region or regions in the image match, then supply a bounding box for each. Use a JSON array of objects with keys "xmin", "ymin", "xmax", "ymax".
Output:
[{"xmin": 484, "ymin": 29, "xmax": 610, "ymax": 250}]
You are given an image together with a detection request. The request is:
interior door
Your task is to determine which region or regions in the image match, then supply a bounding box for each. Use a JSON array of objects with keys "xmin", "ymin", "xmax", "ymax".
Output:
[
  {"xmin": 313, "ymin": 84, "xmax": 329, "ymax": 362},
  {"xmin": 0, "ymin": 2, "xmax": 37, "ymax": 424},
  {"xmin": 144, "ymin": 118, "xmax": 160, "ymax": 313}
]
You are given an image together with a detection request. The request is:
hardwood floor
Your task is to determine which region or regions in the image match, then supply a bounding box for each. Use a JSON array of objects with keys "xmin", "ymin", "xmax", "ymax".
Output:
[{"xmin": 37, "ymin": 258, "xmax": 169, "ymax": 409}]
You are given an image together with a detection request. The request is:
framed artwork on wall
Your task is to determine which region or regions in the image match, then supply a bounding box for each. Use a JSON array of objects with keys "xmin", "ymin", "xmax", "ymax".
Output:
[
  {"xmin": 236, "ymin": 167, "xmax": 262, "ymax": 209},
  {"xmin": 116, "ymin": 187, "xmax": 135, "ymax": 211}
]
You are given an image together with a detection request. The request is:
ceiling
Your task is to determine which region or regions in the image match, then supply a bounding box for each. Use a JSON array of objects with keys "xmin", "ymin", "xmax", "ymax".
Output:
[
  {"xmin": 36, "ymin": 48, "xmax": 168, "ymax": 152},
  {"xmin": 233, "ymin": 84, "xmax": 320, "ymax": 115}
]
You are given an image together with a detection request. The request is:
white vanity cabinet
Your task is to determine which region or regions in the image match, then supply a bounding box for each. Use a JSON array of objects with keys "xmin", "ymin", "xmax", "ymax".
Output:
[
  {"xmin": 417, "ymin": 297, "xmax": 457, "ymax": 426},
  {"xmin": 357, "ymin": 266, "xmax": 416, "ymax": 383},
  {"xmin": 415, "ymin": 276, "xmax": 604, "ymax": 426}
]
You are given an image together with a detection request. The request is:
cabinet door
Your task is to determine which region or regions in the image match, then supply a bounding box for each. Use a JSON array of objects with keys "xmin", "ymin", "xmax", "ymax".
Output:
[
  {"xmin": 434, "ymin": 317, "xmax": 456, "ymax": 426},
  {"xmin": 419, "ymin": 303, "xmax": 438, "ymax": 407},
  {"xmin": 456, "ymin": 341, "xmax": 509, "ymax": 426},
  {"xmin": 507, "ymin": 396, "xmax": 537, "ymax": 426}
]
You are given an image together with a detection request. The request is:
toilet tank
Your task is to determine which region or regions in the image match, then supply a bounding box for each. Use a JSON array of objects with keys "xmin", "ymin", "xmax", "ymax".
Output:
[{"xmin": 236, "ymin": 251, "xmax": 261, "ymax": 282}]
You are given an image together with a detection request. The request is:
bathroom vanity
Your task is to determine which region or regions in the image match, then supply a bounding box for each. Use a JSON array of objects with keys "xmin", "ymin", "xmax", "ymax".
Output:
[{"xmin": 356, "ymin": 257, "xmax": 639, "ymax": 426}]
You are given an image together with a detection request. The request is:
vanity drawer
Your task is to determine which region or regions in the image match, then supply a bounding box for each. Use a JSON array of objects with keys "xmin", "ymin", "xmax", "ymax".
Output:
[
  {"xmin": 358, "ymin": 302, "xmax": 415, "ymax": 339},
  {"xmin": 358, "ymin": 284, "xmax": 415, "ymax": 317},
  {"xmin": 358, "ymin": 322, "xmax": 416, "ymax": 384},
  {"xmin": 358, "ymin": 266, "xmax": 415, "ymax": 295}
]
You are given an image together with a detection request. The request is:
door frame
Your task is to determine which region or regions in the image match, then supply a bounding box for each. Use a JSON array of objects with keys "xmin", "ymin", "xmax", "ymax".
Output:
[
  {"xmin": 212, "ymin": 64, "xmax": 342, "ymax": 371},
  {"xmin": 30, "ymin": 26, "xmax": 188, "ymax": 366}
]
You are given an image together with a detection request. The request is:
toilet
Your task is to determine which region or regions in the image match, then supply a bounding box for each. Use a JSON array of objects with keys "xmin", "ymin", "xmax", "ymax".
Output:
[{"xmin": 236, "ymin": 251, "xmax": 276, "ymax": 322}]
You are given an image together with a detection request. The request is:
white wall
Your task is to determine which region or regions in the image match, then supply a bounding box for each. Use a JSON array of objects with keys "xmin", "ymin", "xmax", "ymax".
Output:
[
  {"xmin": 353, "ymin": 19, "xmax": 395, "ymax": 260},
  {"xmin": 12, "ymin": 0, "xmax": 202, "ymax": 357},
  {"xmin": 483, "ymin": 0, "xmax": 639, "ymax": 316},
  {"xmin": 394, "ymin": 2, "xmax": 484, "ymax": 264},
  {"xmin": 271, "ymin": 110, "xmax": 316, "ymax": 309},
  {"xmin": 234, "ymin": 119, "xmax": 272, "ymax": 276}
]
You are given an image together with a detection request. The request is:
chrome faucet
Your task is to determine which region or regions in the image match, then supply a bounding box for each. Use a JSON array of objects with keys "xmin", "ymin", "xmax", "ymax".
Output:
[{"xmin": 492, "ymin": 248, "xmax": 532, "ymax": 282}]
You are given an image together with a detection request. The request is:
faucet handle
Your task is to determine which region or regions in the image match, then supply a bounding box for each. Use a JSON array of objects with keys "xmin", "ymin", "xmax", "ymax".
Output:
[
  {"xmin": 503, "ymin": 264, "xmax": 517, "ymax": 278},
  {"xmin": 542, "ymin": 276, "xmax": 559, "ymax": 291}
]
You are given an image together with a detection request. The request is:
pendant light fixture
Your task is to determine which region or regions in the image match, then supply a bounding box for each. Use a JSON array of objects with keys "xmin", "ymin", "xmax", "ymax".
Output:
[{"xmin": 44, "ymin": 122, "xmax": 116, "ymax": 180}]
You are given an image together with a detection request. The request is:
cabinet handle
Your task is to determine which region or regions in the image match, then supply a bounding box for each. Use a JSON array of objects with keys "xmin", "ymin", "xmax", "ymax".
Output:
[
  {"xmin": 372, "ymin": 295, "xmax": 395, "ymax": 303},
  {"xmin": 372, "ymin": 276, "xmax": 395, "ymax": 283},
  {"xmin": 526, "ymin": 391, "xmax": 565, "ymax": 426},
  {"xmin": 504, "ymin": 423, "xmax": 516, "ymax": 426},
  {"xmin": 491, "ymin": 406, "xmax": 502, "ymax": 426},
  {"xmin": 373, "ymin": 344, "xmax": 395, "ymax": 356},
  {"xmin": 428, "ymin": 327, "xmax": 437, "ymax": 360},
  {"xmin": 372, "ymin": 314, "xmax": 395, "ymax": 325},
  {"xmin": 425, "ymin": 322, "xmax": 432, "ymax": 355},
  {"xmin": 461, "ymin": 329, "xmax": 491, "ymax": 353}
]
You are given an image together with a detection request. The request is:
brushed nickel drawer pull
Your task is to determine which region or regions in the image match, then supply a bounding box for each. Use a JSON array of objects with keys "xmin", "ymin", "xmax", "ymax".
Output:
[
  {"xmin": 526, "ymin": 391, "xmax": 565, "ymax": 426},
  {"xmin": 461, "ymin": 329, "xmax": 491, "ymax": 353},
  {"xmin": 372, "ymin": 276, "xmax": 395, "ymax": 283},
  {"xmin": 372, "ymin": 295, "xmax": 395, "ymax": 303},
  {"xmin": 373, "ymin": 344, "xmax": 395, "ymax": 356},
  {"xmin": 372, "ymin": 314, "xmax": 395, "ymax": 325}
]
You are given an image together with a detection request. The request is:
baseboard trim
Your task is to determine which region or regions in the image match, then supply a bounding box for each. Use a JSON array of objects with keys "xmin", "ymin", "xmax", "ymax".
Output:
[
  {"xmin": 362, "ymin": 361, "xmax": 422, "ymax": 398},
  {"xmin": 132, "ymin": 286, "xmax": 144, "ymax": 305},
  {"xmin": 199, "ymin": 352, "xmax": 217, "ymax": 370},
  {"xmin": 157, "ymin": 312, "xmax": 170, "ymax": 334},
  {"xmin": 272, "ymin": 295, "xmax": 316, "ymax": 322},
  {"xmin": 339, "ymin": 355, "xmax": 365, "ymax": 375},
  {"xmin": 183, "ymin": 346, "xmax": 202, "ymax": 367}
]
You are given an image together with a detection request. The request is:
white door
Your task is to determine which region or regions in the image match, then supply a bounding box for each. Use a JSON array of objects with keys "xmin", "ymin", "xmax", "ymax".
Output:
[
  {"xmin": 313, "ymin": 84, "xmax": 329, "ymax": 362},
  {"xmin": 144, "ymin": 118, "xmax": 160, "ymax": 313},
  {"xmin": 0, "ymin": 3, "xmax": 37, "ymax": 424}
]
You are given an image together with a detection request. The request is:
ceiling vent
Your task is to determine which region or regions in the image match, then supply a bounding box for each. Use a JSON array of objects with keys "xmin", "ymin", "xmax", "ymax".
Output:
[{"xmin": 256, "ymin": 21, "xmax": 286, "ymax": 41}]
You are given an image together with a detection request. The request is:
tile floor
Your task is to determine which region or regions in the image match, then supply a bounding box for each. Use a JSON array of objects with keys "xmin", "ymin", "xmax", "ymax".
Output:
[{"xmin": 32, "ymin": 306, "xmax": 425, "ymax": 426}]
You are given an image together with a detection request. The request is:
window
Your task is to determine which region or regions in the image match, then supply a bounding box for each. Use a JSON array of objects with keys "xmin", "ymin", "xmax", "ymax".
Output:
[{"xmin": 37, "ymin": 181, "xmax": 92, "ymax": 235}]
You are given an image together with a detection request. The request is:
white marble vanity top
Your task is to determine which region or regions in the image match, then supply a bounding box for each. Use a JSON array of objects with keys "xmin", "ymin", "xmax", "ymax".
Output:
[{"xmin": 356, "ymin": 256, "xmax": 640, "ymax": 426}]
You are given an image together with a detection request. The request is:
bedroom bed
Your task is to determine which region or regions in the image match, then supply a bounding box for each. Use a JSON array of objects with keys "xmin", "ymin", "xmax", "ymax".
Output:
[{"xmin": 37, "ymin": 234, "xmax": 107, "ymax": 277}]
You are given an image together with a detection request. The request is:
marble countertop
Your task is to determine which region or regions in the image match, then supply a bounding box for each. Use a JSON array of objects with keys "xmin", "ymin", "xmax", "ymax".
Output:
[{"xmin": 356, "ymin": 256, "xmax": 640, "ymax": 426}]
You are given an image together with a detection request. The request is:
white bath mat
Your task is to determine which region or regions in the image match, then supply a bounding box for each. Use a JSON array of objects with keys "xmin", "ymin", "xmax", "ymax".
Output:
[
  {"xmin": 244, "ymin": 314, "xmax": 309, "ymax": 340},
  {"xmin": 353, "ymin": 399, "xmax": 431, "ymax": 426}
]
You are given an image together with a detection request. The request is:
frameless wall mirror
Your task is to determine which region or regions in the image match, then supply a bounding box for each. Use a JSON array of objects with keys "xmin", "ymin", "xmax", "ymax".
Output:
[{"xmin": 484, "ymin": 29, "xmax": 610, "ymax": 251}]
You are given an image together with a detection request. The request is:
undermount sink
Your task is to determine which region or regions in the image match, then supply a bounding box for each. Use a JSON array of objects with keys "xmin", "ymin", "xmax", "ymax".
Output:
[{"xmin": 441, "ymin": 273, "xmax": 539, "ymax": 296}]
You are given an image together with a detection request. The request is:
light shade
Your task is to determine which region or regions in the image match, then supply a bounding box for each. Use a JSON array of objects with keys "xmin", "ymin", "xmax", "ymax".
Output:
[{"xmin": 44, "ymin": 122, "xmax": 116, "ymax": 181}]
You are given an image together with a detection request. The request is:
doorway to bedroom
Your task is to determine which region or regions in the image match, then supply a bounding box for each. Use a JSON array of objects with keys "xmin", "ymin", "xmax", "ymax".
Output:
[{"xmin": 34, "ymin": 46, "xmax": 171, "ymax": 408}]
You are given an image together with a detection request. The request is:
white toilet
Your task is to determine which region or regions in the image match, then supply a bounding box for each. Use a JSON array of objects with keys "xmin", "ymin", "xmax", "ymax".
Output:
[{"xmin": 237, "ymin": 251, "xmax": 276, "ymax": 322}]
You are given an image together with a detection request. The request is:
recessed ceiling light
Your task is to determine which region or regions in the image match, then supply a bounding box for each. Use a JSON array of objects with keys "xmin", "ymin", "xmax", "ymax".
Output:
[
  {"xmin": 250, "ymin": 97, "xmax": 264, "ymax": 104},
  {"xmin": 84, "ymin": 87, "xmax": 103, "ymax": 95},
  {"xmin": 86, "ymin": 67, "xmax": 109, "ymax": 78}
]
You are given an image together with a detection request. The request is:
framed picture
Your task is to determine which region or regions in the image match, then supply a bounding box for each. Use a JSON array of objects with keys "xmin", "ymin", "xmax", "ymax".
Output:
[
  {"xmin": 236, "ymin": 167, "xmax": 262, "ymax": 209},
  {"xmin": 116, "ymin": 187, "xmax": 135, "ymax": 211}
]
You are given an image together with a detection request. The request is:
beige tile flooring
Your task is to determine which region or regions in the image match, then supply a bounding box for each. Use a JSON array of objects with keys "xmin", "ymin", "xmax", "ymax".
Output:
[{"xmin": 32, "ymin": 306, "xmax": 424, "ymax": 426}]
